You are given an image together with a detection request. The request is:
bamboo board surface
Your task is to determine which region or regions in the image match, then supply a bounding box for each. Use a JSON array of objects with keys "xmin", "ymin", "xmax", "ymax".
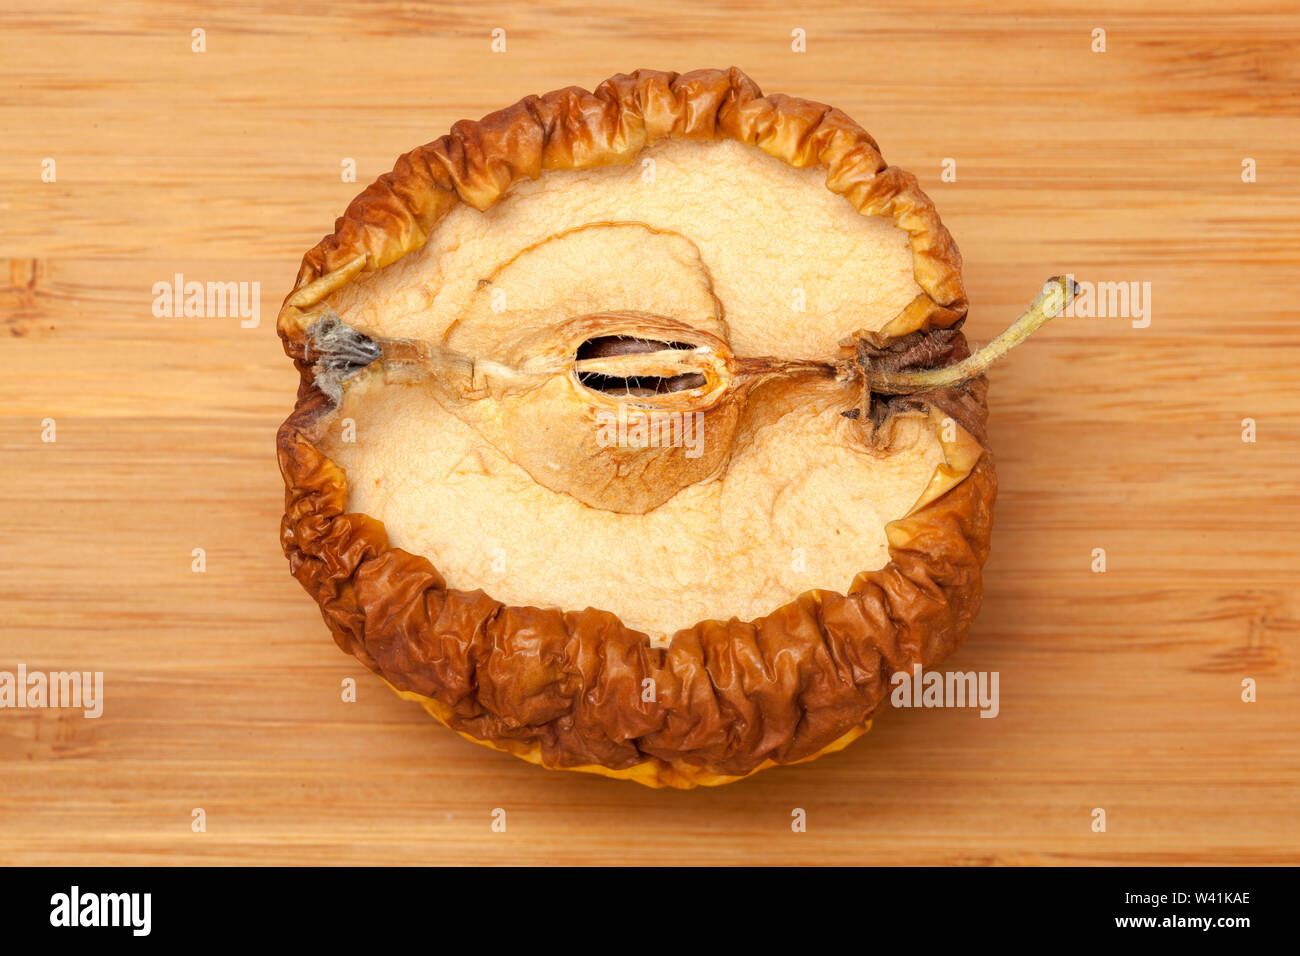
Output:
[{"xmin": 1, "ymin": 1, "xmax": 1298, "ymax": 865}]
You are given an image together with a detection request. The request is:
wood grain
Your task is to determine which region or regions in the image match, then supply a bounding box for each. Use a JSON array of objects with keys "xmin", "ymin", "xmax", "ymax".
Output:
[{"xmin": 1, "ymin": 0, "xmax": 1297, "ymax": 865}]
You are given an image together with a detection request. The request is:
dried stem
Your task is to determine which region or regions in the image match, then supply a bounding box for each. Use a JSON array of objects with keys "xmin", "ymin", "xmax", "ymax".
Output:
[{"xmin": 860, "ymin": 276, "xmax": 1078, "ymax": 395}]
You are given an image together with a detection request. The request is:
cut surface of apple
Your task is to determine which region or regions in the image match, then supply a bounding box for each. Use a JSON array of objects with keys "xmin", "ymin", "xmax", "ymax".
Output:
[
  {"xmin": 311, "ymin": 139, "xmax": 951, "ymax": 640},
  {"xmin": 323, "ymin": 138, "xmax": 923, "ymax": 355}
]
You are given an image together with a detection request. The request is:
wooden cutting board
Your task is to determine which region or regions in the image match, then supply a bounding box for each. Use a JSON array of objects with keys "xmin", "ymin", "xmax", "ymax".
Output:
[{"xmin": 2, "ymin": 0, "xmax": 1297, "ymax": 866}]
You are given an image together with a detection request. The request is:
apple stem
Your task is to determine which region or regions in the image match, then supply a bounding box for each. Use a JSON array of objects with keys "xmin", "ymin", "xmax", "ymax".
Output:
[{"xmin": 860, "ymin": 276, "xmax": 1078, "ymax": 395}]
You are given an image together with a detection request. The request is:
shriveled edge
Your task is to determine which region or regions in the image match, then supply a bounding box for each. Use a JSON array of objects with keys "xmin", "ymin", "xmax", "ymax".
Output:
[
  {"xmin": 385, "ymin": 680, "xmax": 873, "ymax": 789},
  {"xmin": 276, "ymin": 67, "xmax": 966, "ymax": 351}
]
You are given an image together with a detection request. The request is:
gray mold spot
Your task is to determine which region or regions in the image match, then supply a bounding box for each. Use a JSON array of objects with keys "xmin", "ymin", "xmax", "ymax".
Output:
[{"xmin": 307, "ymin": 312, "xmax": 382, "ymax": 403}]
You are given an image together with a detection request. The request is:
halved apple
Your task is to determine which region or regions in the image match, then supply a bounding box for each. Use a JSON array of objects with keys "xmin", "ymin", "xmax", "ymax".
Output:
[{"xmin": 277, "ymin": 67, "xmax": 1060, "ymax": 788}]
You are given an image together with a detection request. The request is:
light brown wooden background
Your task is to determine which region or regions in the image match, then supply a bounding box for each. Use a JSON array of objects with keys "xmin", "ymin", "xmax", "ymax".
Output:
[{"xmin": 2, "ymin": 1, "xmax": 1297, "ymax": 866}]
